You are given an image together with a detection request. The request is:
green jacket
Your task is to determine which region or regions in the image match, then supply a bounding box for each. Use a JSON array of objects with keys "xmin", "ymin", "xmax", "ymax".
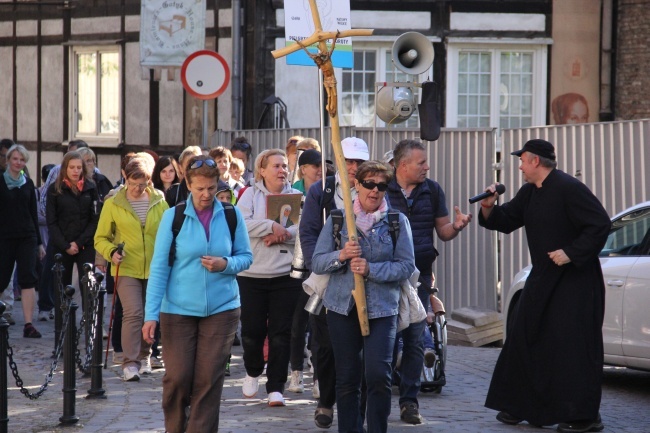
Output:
[{"xmin": 94, "ymin": 186, "xmax": 168, "ymax": 279}]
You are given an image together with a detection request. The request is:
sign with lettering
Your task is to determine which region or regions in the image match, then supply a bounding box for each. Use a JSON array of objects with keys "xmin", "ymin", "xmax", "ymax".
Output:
[
  {"xmin": 140, "ymin": 0, "xmax": 207, "ymax": 67},
  {"xmin": 283, "ymin": 0, "xmax": 353, "ymax": 68}
]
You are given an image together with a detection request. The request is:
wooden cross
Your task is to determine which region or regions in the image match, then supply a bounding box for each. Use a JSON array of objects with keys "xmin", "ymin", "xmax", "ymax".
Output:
[{"xmin": 271, "ymin": 0, "xmax": 374, "ymax": 336}]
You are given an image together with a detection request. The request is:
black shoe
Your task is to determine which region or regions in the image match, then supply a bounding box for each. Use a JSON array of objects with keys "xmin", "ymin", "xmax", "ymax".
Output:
[
  {"xmin": 314, "ymin": 407, "xmax": 333, "ymax": 429},
  {"xmin": 23, "ymin": 323, "xmax": 42, "ymax": 338},
  {"xmin": 557, "ymin": 415, "xmax": 604, "ymax": 433},
  {"xmin": 233, "ymin": 334, "xmax": 241, "ymax": 346},
  {"xmin": 496, "ymin": 411, "xmax": 523, "ymax": 425},
  {"xmin": 400, "ymin": 402, "xmax": 424, "ymax": 425}
]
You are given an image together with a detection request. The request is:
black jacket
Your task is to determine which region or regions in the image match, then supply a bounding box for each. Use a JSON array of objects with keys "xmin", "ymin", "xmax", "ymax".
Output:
[
  {"xmin": 165, "ymin": 180, "xmax": 189, "ymax": 207},
  {"xmin": 0, "ymin": 175, "xmax": 41, "ymax": 244},
  {"xmin": 46, "ymin": 180, "xmax": 99, "ymax": 252}
]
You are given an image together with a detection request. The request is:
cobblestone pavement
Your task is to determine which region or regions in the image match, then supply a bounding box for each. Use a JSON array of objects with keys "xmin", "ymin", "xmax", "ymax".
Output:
[{"xmin": 3, "ymin": 300, "xmax": 650, "ymax": 433}]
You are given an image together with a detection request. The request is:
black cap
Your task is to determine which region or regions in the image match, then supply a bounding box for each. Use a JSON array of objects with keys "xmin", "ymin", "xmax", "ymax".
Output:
[
  {"xmin": 216, "ymin": 180, "xmax": 231, "ymax": 195},
  {"xmin": 298, "ymin": 149, "xmax": 322, "ymax": 166},
  {"xmin": 511, "ymin": 139, "xmax": 556, "ymax": 161}
]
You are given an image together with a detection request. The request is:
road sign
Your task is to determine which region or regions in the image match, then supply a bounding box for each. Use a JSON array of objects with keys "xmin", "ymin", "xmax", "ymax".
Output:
[{"xmin": 181, "ymin": 50, "xmax": 230, "ymax": 100}]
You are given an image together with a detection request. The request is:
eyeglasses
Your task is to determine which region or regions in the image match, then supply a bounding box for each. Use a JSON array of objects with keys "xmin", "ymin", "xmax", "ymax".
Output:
[
  {"xmin": 189, "ymin": 159, "xmax": 217, "ymax": 170},
  {"xmin": 127, "ymin": 181, "xmax": 148, "ymax": 190},
  {"xmin": 360, "ymin": 180, "xmax": 389, "ymax": 192},
  {"xmin": 232, "ymin": 142, "xmax": 251, "ymax": 151}
]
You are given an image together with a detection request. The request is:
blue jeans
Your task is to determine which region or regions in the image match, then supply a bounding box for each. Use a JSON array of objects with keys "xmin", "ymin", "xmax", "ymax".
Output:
[{"xmin": 328, "ymin": 308, "xmax": 396, "ymax": 433}]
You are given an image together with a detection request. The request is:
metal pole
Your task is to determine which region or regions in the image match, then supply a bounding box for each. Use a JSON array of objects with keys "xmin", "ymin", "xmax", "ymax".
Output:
[
  {"xmin": 0, "ymin": 303, "xmax": 9, "ymax": 433},
  {"xmin": 60, "ymin": 286, "xmax": 79, "ymax": 425},
  {"xmin": 87, "ymin": 270, "xmax": 106, "ymax": 399},
  {"xmin": 53, "ymin": 253, "xmax": 64, "ymax": 357},
  {"xmin": 202, "ymin": 99, "xmax": 209, "ymax": 150}
]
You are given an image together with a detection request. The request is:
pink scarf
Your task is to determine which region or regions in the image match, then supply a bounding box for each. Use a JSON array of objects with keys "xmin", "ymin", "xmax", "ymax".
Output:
[{"xmin": 353, "ymin": 197, "xmax": 388, "ymax": 236}]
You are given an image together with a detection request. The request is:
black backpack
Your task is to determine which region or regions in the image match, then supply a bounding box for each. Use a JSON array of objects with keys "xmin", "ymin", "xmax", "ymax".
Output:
[
  {"xmin": 330, "ymin": 209, "xmax": 401, "ymax": 253},
  {"xmin": 168, "ymin": 201, "xmax": 237, "ymax": 266}
]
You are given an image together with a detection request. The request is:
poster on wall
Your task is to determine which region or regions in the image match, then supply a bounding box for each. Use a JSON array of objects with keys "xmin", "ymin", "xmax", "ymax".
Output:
[
  {"xmin": 140, "ymin": 0, "xmax": 206, "ymax": 67},
  {"xmin": 283, "ymin": 0, "xmax": 353, "ymax": 68}
]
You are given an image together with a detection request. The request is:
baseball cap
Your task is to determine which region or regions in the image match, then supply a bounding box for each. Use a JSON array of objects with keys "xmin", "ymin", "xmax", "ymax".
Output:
[
  {"xmin": 298, "ymin": 149, "xmax": 322, "ymax": 166},
  {"xmin": 511, "ymin": 139, "xmax": 556, "ymax": 161},
  {"xmin": 383, "ymin": 150, "xmax": 394, "ymax": 164},
  {"xmin": 216, "ymin": 180, "xmax": 231, "ymax": 195},
  {"xmin": 341, "ymin": 137, "xmax": 369, "ymax": 161}
]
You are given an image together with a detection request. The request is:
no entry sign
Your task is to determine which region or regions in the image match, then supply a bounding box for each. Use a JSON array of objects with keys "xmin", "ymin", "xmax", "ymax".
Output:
[{"xmin": 181, "ymin": 50, "xmax": 230, "ymax": 100}]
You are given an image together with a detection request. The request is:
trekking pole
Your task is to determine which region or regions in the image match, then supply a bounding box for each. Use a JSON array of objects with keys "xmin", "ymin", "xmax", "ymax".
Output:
[{"xmin": 103, "ymin": 242, "xmax": 124, "ymax": 369}]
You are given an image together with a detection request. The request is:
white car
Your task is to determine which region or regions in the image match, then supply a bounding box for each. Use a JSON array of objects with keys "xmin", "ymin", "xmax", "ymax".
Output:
[{"xmin": 504, "ymin": 201, "xmax": 650, "ymax": 371}]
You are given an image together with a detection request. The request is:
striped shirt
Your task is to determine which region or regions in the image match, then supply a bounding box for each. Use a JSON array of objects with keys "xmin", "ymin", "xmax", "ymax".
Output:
[{"xmin": 128, "ymin": 197, "xmax": 149, "ymax": 226}]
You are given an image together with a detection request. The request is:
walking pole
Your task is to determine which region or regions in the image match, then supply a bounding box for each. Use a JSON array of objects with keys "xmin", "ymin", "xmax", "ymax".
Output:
[{"xmin": 103, "ymin": 243, "xmax": 124, "ymax": 369}]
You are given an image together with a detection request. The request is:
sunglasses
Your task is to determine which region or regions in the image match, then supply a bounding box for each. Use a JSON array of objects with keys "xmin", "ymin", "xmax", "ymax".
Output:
[
  {"xmin": 189, "ymin": 159, "xmax": 217, "ymax": 170},
  {"xmin": 360, "ymin": 180, "xmax": 389, "ymax": 192}
]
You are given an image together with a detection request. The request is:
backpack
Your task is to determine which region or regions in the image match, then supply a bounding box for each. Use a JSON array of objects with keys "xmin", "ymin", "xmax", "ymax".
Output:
[
  {"xmin": 319, "ymin": 176, "xmax": 337, "ymax": 218},
  {"xmin": 168, "ymin": 201, "xmax": 237, "ymax": 267},
  {"xmin": 330, "ymin": 209, "xmax": 401, "ymax": 253}
]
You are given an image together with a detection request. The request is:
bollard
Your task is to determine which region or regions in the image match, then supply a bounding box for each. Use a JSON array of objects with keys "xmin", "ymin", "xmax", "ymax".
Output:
[
  {"xmin": 0, "ymin": 303, "xmax": 9, "ymax": 433},
  {"xmin": 87, "ymin": 269, "xmax": 106, "ymax": 399},
  {"xmin": 53, "ymin": 253, "xmax": 65, "ymax": 357},
  {"xmin": 60, "ymin": 286, "xmax": 79, "ymax": 425}
]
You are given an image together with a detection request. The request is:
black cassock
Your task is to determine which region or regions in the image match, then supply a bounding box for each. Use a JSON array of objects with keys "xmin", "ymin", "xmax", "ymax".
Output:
[{"xmin": 479, "ymin": 169, "xmax": 611, "ymax": 426}]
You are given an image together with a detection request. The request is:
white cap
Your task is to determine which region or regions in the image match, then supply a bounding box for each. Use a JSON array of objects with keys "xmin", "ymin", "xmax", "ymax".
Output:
[
  {"xmin": 341, "ymin": 137, "xmax": 370, "ymax": 161},
  {"xmin": 383, "ymin": 150, "xmax": 394, "ymax": 164}
]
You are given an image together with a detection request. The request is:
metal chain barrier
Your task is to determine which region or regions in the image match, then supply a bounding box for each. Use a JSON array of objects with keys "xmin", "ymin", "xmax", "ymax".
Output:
[
  {"xmin": 74, "ymin": 270, "xmax": 101, "ymax": 374},
  {"xmin": 4, "ymin": 295, "xmax": 73, "ymax": 400}
]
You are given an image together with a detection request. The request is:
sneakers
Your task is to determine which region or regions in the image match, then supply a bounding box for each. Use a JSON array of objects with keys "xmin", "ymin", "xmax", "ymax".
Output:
[
  {"xmin": 3, "ymin": 313, "xmax": 15, "ymax": 326},
  {"xmin": 400, "ymin": 402, "xmax": 424, "ymax": 425},
  {"xmin": 314, "ymin": 407, "xmax": 334, "ymax": 428},
  {"xmin": 268, "ymin": 391, "xmax": 285, "ymax": 407},
  {"xmin": 49, "ymin": 309, "xmax": 55, "ymax": 320},
  {"xmin": 225, "ymin": 362, "xmax": 231, "ymax": 376},
  {"xmin": 23, "ymin": 323, "xmax": 42, "ymax": 338},
  {"xmin": 287, "ymin": 370, "xmax": 304, "ymax": 393},
  {"xmin": 242, "ymin": 374, "xmax": 259, "ymax": 398},
  {"xmin": 150, "ymin": 356, "xmax": 164, "ymax": 369},
  {"xmin": 113, "ymin": 351, "xmax": 124, "ymax": 364},
  {"xmin": 424, "ymin": 348, "xmax": 436, "ymax": 368},
  {"xmin": 37, "ymin": 310, "xmax": 50, "ymax": 321},
  {"xmin": 123, "ymin": 366, "xmax": 140, "ymax": 382},
  {"xmin": 139, "ymin": 357, "xmax": 153, "ymax": 375},
  {"xmin": 312, "ymin": 380, "xmax": 320, "ymax": 399}
]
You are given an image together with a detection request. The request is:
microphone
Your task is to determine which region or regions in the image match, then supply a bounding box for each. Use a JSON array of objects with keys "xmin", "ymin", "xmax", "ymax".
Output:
[{"xmin": 469, "ymin": 184, "xmax": 506, "ymax": 204}]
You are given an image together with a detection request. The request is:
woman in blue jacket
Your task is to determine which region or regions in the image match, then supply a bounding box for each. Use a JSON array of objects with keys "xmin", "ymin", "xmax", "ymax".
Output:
[
  {"xmin": 143, "ymin": 155, "xmax": 252, "ymax": 433},
  {"xmin": 312, "ymin": 160, "xmax": 415, "ymax": 433}
]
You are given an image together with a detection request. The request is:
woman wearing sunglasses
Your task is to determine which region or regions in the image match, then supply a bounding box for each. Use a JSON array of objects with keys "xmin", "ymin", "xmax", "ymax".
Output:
[
  {"xmin": 144, "ymin": 156, "xmax": 252, "ymax": 432},
  {"xmin": 235, "ymin": 148, "xmax": 303, "ymax": 407},
  {"xmin": 311, "ymin": 160, "xmax": 416, "ymax": 433},
  {"xmin": 95, "ymin": 155, "xmax": 168, "ymax": 382}
]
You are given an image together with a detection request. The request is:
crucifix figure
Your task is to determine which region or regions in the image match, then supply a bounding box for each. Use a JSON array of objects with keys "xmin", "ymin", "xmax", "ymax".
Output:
[{"xmin": 272, "ymin": 1, "xmax": 374, "ymax": 335}]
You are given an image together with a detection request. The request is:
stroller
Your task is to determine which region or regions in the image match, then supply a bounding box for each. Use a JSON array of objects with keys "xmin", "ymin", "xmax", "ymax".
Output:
[{"xmin": 420, "ymin": 277, "xmax": 447, "ymax": 393}]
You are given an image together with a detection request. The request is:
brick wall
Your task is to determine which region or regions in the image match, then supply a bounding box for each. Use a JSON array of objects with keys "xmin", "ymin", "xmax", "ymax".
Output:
[{"xmin": 615, "ymin": 0, "xmax": 650, "ymax": 119}]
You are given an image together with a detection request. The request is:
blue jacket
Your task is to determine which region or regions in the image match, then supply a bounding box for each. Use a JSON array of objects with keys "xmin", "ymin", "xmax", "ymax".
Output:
[
  {"xmin": 145, "ymin": 195, "xmax": 253, "ymax": 321},
  {"xmin": 386, "ymin": 178, "xmax": 448, "ymax": 274},
  {"xmin": 311, "ymin": 211, "xmax": 416, "ymax": 319}
]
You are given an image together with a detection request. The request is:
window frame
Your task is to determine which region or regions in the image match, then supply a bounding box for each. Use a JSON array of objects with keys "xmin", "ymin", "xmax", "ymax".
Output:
[
  {"xmin": 445, "ymin": 41, "xmax": 548, "ymax": 128},
  {"xmin": 69, "ymin": 45, "xmax": 122, "ymax": 147}
]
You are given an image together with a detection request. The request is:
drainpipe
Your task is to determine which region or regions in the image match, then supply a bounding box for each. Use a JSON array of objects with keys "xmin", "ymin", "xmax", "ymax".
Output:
[
  {"xmin": 599, "ymin": 0, "xmax": 613, "ymax": 120},
  {"xmin": 231, "ymin": 0, "xmax": 242, "ymax": 129}
]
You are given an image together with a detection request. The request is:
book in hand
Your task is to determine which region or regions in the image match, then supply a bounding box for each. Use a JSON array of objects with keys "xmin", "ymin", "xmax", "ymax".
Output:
[{"xmin": 267, "ymin": 193, "xmax": 302, "ymax": 228}]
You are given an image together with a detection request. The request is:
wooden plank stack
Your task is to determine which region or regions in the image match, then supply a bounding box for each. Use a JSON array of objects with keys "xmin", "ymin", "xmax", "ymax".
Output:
[{"xmin": 447, "ymin": 306, "xmax": 503, "ymax": 347}]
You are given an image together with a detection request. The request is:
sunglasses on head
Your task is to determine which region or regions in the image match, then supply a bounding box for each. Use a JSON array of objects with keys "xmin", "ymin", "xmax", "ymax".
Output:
[
  {"xmin": 189, "ymin": 159, "xmax": 217, "ymax": 170},
  {"xmin": 360, "ymin": 180, "xmax": 389, "ymax": 192}
]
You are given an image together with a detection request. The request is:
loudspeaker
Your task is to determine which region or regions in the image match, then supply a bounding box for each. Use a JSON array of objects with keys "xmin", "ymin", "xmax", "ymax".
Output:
[
  {"xmin": 376, "ymin": 86, "xmax": 415, "ymax": 124},
  {"xmin": 391, "ymin": 32, "xmax": 435, "ymax": 75}
]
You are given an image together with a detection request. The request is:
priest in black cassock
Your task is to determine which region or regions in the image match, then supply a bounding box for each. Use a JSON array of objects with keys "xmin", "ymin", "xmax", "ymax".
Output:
[{"xmin": 478, "ymin": 139, "xmax": 611, "ymax": 433}]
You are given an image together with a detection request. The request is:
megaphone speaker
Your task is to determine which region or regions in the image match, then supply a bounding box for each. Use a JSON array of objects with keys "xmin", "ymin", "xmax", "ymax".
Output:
[
  {"xmin": 376, "ymin": 86, "xmax": 415, "ymax": 124},
  {"xmin": 391, "ymin": 32, "xmax": 434, "ymax": 75}
]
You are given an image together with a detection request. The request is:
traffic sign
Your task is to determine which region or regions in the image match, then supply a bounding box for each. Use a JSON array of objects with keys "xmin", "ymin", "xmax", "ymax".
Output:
[{"xmin": 181, "ymin": 50, "xmax": 230, "ymax": 100}]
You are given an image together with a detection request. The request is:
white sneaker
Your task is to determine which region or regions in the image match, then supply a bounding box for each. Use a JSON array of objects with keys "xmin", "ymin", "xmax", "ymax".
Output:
[
  {"xmin": 268, "ymin": 391, "xmax": 285, "ymax": 407},
  {"xmin": 242, "ymin": 374, "xmax": 259, "ymax": 398},
  {"xmin": 139, "ymin": 357, "xmax": 153, "ymax": 375},
  {"xmin": 287, "ymin": 370, "xmax": 304, "ymax": 393},
  {"xmin": 123, "ymin": 366, "xmax": 140, "ymax": 382},
  {"xmin": 37, "ymin": 311, "xmax": 49, "ymax": 322},
  {"xmin": 312, "ymin": 380, "xmax": 320, "ymax": 399}
]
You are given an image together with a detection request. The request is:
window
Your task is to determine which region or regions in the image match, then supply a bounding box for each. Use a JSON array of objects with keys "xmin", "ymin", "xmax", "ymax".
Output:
[
  {"xmin": 339, "ymin": 43, "xmax": 431, "ymax": 128},
  {"xmin": 601, "ymin": 207, "xmax": 650, "ymax": 257},
  {"xmin": 446, "ymin": 42, "xmax": 548, "ymax": 128},
  {"xmin": 71, "ymin": 46, "xmax": 120, "ymax": 143}
]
